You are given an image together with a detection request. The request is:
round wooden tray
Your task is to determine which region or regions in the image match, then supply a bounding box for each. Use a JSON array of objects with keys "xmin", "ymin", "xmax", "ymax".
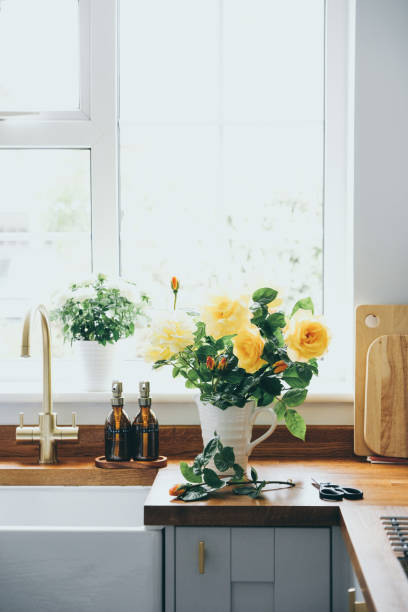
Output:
[{"xmin": 95, "ymin": 456, "xmax": 167, "ymax": 469}]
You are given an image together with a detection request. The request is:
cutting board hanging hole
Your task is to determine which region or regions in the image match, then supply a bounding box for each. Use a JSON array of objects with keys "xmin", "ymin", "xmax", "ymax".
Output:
[{"xmin": 365, "ymin": 314, "xmax": 380, "ymax": 328}]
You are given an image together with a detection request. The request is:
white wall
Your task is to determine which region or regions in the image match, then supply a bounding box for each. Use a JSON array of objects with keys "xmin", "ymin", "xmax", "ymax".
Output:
[{"xmin": 354, "ymin": 0, "xmax": 408, "ymax": 305}]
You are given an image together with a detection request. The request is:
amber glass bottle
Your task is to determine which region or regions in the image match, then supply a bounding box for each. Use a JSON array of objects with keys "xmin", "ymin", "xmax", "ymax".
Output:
[
  {"xmin": 132, "ymin": 381, "xmax": 159, "ymax": 460},
  {"xmin": 105, "ymin": 381, "xmax": 132, "ymax": 461}
]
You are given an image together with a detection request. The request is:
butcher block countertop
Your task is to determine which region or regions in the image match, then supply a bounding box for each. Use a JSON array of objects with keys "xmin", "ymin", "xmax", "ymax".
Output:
[{"xmin": 145, "ymin": 458, "xmax": 408, "ymax": 612}]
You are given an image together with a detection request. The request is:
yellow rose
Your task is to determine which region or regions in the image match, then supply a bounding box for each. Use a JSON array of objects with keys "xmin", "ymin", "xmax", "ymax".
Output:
[
  {"xmin": 232, "ymin": 325, "xmax": 267, "ymax": 374},
  {"xmin": 200, "ymin": 295, "xmax": 251, "ymax": 339},
  {"xmin": 284, "ymin": 309, "xmax": 330, "ymax": 363},
  {"xmin": 268, "ymin": 289, "xmax": 284, "ymax": 314},
  {"xmin": 145, "ymin": 312, "xmax": 194, "ymax": 362}
]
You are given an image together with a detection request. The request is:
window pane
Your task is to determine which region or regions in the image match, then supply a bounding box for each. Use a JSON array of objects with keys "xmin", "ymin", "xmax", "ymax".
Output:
[
  {"xmin": 0, "ymin": 150, "xmax": 91, "ymax": 357},
  {"xmin": 120, "ymin": 0, "xmax": 324, "ymax": 310},
  {"xmin": 120, "ymin": 0, "xmax": 219, "ymax": 122},
  {"xmin": 0, "ymin": 0, "xmax": 79, "ymax": 111}
]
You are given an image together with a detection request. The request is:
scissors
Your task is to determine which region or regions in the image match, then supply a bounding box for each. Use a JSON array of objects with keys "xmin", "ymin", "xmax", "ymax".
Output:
[{"xmin": 311, "ymin": 478, "xmax": 363, "ymax": 501}]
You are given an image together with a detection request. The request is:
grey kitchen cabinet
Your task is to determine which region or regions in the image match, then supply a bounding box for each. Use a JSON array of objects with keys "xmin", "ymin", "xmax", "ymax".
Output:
[{"xmin": 168, "ymin": 526, "xmax": 331, "ymax": 612}]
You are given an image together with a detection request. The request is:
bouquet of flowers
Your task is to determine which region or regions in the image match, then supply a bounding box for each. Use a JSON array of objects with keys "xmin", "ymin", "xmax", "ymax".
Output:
[{"xmin": 146, "ymin": 280, "xmax": 330, "ymax": 440}]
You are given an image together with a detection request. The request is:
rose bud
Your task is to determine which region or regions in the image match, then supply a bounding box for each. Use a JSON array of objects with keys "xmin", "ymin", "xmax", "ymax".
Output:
[
  {"xmin": 206, "ymin": 356, "xmax": 215, "ymax": 370},
  {"xmin": 272, "ymin": 360, "xmax": 288, "ymax": 374},
  {"xmin": 169, "ymin": 484, "xmax": 185, "ymax": 497},
  {"xmin": 218, "ymin": 356, "xmax": 227, "ymax": 370},
  {"xmin": 171, "ymin": 276, "xmax": 179, "ymax": 292}
]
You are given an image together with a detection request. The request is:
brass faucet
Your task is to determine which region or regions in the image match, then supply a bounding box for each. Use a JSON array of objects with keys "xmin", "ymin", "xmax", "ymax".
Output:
[{"xmin": 16, "ymin": 304, "xmax": 79, "ymax": 464}]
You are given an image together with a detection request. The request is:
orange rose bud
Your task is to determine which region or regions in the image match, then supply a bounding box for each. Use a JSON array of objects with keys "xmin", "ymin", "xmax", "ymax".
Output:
[
  {"xmin": 218, "ymin": 356, "xmax": 227, "ymax": 370},
  {"xmin": 171, "ymin": 276, "xmax": 179, "ymax": 292},
  {"xmin": 169, "ymin": 484, "xmax": 185, "ymax": 497},
  {"xmin": 206, "ymin": 356, "xmax": 215, "ymax": 370},
  {"xmin": 272, "ymin": 360, "xmax": 288, "ymax": 374}
]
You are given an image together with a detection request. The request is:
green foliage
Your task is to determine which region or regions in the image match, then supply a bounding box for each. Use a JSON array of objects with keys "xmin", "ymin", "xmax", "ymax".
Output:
[
  {"xmin": 174, "ymin": 434, "xmax": 296, "ymax": 502},
  {"xmin": 51, "ymin": 273, "xmax": 149, "ymax": 346}
]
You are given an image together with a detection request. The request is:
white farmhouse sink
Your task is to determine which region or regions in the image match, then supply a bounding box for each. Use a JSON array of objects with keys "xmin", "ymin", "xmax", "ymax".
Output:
[{"xmin": 0, "ymin": 486, "xmax": 162, "ymax": 612}]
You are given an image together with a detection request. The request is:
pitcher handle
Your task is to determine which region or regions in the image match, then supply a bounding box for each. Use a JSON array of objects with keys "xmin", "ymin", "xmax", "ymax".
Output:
[{"xmin": 247, "ymin": 405, "xmax": 278, "ymax": 456}]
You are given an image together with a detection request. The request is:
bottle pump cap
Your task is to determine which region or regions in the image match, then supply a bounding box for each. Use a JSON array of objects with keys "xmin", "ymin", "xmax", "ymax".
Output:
[
  {"xmin": 111, "ymin": 380, "xmax": 124, "ymax": 406},
  {"xmin": 139, "ymin": 381, "xmax": 151, "ymax": 407}
]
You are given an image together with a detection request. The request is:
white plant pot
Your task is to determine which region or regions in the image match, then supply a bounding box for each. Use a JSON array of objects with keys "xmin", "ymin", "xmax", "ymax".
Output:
[
  {"xmin": 195, "ymin": 397, "xmax": 278, "ymax": 474},
  {"xmin": 76, "ymin": 340, "xmax": 120, "ymax": 392}
]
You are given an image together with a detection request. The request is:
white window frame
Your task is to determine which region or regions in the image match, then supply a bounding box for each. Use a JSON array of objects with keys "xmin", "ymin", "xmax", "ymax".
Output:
[
  {"xmin": 0, "ymin": 0, "xmax": 120, "ymax": 275},
  {"xmin": 0, "ymin": 0, "xmax": 353, "ymax": 396}
]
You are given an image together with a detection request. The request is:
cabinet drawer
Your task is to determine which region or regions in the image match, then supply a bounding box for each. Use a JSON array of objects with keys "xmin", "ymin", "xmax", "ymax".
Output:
[{"xmin": 231, "ymin": 528, "xmax": 274, "ymax": 582}]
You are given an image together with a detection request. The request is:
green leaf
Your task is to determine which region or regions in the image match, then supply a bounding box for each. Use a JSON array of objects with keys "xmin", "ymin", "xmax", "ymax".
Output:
[
  {"xmin": 308, "ymin": 358, "xmax": 319, "ymax": 375},
  {"xmin": 250, "ymin": 466, "xmax": 258, "ymax": 482},
  {"xmin": 265, "ymin": 312, "xmax": 286, "ymax": 332},
  {"xmin": 203, "ymin": 436, "xmax": 219, "ymax": 463},
  {"xmin": 262, "ymin": 341, "xmax": 280, "ymax": 363},
  {"xmin": 222, "ymin": 370, "xmax": 245, "ymax": 384},
  {"xmin": 193, "ymin": 453, "xmax": 205, "ymax": 475},
  {"xmin": 282, "ymin": 363, "xmax": 312, "ymax": 389},
  {"xmin": 260, "ymin": 375, "xmax": 282, "ymax": 396},
  {"xmin": 193, "ymin": 321, "xmax": 206, "ymax": 342},
  {"xmin": 274, "ymin": 328, "xmax": 284, "ymax": 347},
  {"xmin": 203, "ymin": 468, "xmax": 224, "ymax": 489},
  {"xmin": 274, "ymin": 400, "xmax": 287, "ymax": 421},
  {"xmin": 213, "ymin": 446, "xmax": 235, "ymax": 472},
  {"xmin": 196, "ymin": 344, "xmax": 217, "ymax": 361},
  {"xmin": 180, "ymin": 461, "xmax": 203, "ymax": 483},
  {"xmin": 214, "ymin": 453, "xmax": 229, "ymax": 472},
  {"xmin": 215, "ymin": 335, "xmax": 235, "ymax": 350},
  {"xmin": 285, "ymin": 409, "xmax": 306, "ymax": 441},
  {"xmin": 172, "ymin": 367, "xmax": 180, "ymax": 378},
  {"xmin": 179, "ymin": 486, "xmax": 209, "ymax": 502},
  {"xmin": 230, "ymin": 463, "xmax": 245, "ymax": 482},
  {"xmin": 249, "ymin": 481, "xmax": 266, "ymax": 499},
  {"xmin": 291, "ymin": 297, "xmax": 314, "ymax": 317},
  {"xmin": 283, "ymin": 388, "xmax": 307, "ymax": 407},
  {"xmin": 185, "ymin": 379, "xmax": 197, "ymax": 389},
  {"xmin": 252, "ymin": 287, "xmax": 278, "ymax": 306},
  {"xmin": 233, "ymin": 485, "xmax": 256, "ymax": 495}
]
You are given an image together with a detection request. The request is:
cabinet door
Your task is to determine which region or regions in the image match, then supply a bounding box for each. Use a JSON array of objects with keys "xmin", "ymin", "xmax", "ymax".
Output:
[
  {"xmin": 274, "ymin": 528, "xmax": 330, "ymax": 612},
  {"xmin": 175, "ymin": 527, "xmax": 230, "ymax": 612}
]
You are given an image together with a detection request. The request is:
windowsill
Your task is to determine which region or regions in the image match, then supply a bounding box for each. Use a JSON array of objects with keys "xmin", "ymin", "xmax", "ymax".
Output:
[
  {"xmin": 0, "ymin": 357, "xmax": 353, "ymax": 405},
  {"xmin": 0, "ymin": 390, "xmax": 353, "ymax": 404}
]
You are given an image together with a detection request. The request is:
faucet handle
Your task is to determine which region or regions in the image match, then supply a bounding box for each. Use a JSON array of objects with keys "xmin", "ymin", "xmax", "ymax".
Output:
[
  {"xmin": 72, "ymin": 412, "xmax": 77, "ymax": 428},
  {"xmin": 19, "ymin": 412, "xmax": 24, "ymax": 428}
]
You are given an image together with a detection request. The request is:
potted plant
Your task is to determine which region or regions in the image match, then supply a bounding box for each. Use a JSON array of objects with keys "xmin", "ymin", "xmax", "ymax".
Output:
[
  {"xmin": 146, "ymin": 281, "xmax": 330, "ymax": 472},
  {"xmin": 52, "ymin": 273, "xmax": 149, "ymax": 391}
]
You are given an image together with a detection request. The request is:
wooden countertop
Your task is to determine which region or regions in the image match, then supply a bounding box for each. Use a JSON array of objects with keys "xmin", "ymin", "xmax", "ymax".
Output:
[
  {"xmin": 145, "ymin": 458, "xmax": 408, "ymax": 612},
  {"xmin": 0, "ymin": 458, "xmax": 157, "ymax": 486},
  {"xmin": 144, "ymin": 458, "xmax": 408, "ymax": 525}
]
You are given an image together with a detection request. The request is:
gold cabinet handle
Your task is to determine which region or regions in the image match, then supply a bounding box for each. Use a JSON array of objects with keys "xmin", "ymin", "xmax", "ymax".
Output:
[
  {"xmin": 198, "ymin": 540, "xmax": 205, "ymax": 574},
  {"xmin": 348, "ymin": 588, "xmax": 367, "ymax": 612}
]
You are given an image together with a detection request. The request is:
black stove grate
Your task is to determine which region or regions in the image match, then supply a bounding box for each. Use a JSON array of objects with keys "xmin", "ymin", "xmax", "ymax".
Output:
[{"xmin": 381, "ymin": 516, "xmax": 408, "ymax": 577}]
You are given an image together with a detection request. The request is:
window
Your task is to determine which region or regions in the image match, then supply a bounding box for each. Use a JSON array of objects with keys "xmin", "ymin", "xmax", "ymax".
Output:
[
  {"xmin": 120, "ymin": 0, "xmax": 324, "ymax": 312},
  {"xmin": 0, "ymin": 0, "xmax": 351, "ymax": 392}
]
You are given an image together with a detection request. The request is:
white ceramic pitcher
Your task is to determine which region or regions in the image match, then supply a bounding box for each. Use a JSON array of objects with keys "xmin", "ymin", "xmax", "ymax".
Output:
[{"xmin": 195, "ymin": 397, "xmax": 277, "ymax": 473}]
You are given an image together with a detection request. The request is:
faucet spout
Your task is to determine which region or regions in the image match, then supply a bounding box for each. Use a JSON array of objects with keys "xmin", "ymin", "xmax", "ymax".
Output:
[
  {"xmin": 21, "ymin": 304, "xmax": 52, "ymax": 415},
  {"xmin": 16, "ymin": 304, "xmax": 79, "ymax": 464}
]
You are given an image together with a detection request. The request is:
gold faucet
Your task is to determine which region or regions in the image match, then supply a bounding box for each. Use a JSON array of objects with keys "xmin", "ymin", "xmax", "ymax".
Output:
[{"xmin": 16, "ymin": 304, "xmax": 79, "ymax": 464}]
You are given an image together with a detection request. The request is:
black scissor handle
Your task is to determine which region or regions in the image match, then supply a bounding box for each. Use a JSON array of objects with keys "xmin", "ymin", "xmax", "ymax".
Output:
[
  {"xmin": 338, "ymin": 486, "xmax": 363, "ymax": 500},
  {"xmin": 319, "ymin": 485, "xmax": 344, "ymax": 501},
  {"xmin": 319, "ymin": 485, "xmax": 363, "ymax": 501}
]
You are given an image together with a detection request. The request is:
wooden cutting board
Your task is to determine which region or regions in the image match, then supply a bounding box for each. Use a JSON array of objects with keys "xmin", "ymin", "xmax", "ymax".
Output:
[
  {"xmin": 355, "ymin": 305, "xmax": 408, "ymax": 455},
  {"xmin": 364, "ymin": 335, "xmax": 408, "ymax": 457}
]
